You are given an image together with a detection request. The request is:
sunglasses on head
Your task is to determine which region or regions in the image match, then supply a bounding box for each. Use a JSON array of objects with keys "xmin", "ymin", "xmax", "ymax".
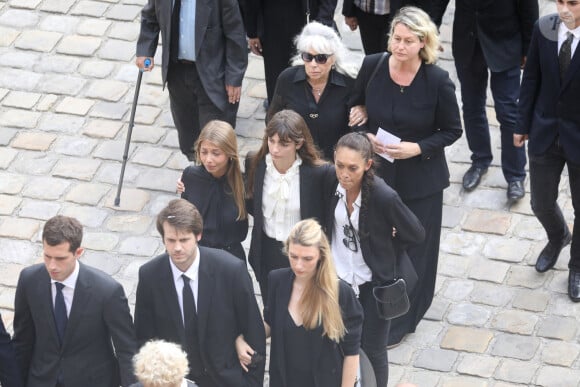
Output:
[{"xmin": 301, "ymin": 52, "xmax": 333, "ymax": 64}]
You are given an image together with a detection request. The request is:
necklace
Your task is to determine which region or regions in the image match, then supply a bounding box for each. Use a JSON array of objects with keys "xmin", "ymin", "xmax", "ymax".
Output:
[
  {"xmin": 399, "ymin": 85, "xmax": 405, "ymax": 93},
  {"xmin": 313, "ymin": 87, "xmax": 323, "ymax": 96}
]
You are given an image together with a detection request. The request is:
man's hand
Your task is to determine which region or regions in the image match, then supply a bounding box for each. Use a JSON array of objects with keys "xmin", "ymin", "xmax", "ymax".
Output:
[
  {"xmin": 248, "ymin": 37, "xmax": 263, "ymax": 56},
  {"xmin": 225, "ymin": 85, "xmax": 241, "ymax": 104},
  {"xmin": 136, "ymin": 56, "xmax": 154, "ymax": 71},
  {"xmin": 345, "ymin": 16, "xmax": 358, "ymax": 31},
  {"xmin": 514, "ymin": 133, "xmax": 528, "ymax": 147}
]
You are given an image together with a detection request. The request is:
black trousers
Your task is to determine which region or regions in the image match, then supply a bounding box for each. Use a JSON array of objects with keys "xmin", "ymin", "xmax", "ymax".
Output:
[
  {"xmin": 529, "ymin": 139, "xmax": 580, "ymax": 271},
  {"xmin": 258, "ymin": 231, "xmax": 289, "ymax": 299},
  {"xmin": 353, "ymin": 5, "xmax": 391, "ymax": 55},
  {"xmin": 167, "ymin": 61, "xmax": 238, "ymax": 156}
]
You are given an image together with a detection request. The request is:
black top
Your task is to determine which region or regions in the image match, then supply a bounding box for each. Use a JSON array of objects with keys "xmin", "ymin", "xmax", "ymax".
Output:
[
  {"xmin": 350, "ymin": 53, "xmax": 462, "ymax": 200},
  {"xmin": 283, "ymin": 311, "xmax": 315, "ymax": 387},
  {"xmin": 269, "ymin": 66, "xmax": 354, "ymax": 160},
  {"xmin": 181, "ymin": 165, "xmax": 248, "ymax": 260}
]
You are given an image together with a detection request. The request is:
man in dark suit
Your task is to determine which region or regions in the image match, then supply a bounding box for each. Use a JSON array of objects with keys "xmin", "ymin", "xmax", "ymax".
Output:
[
  {"xmin": 1, "ymin": 311, "xmax": 23, "ymax": 387},
  {"xmin": 515, "ymin": 1, "xmax": 580, "ymax": 302},
  {"xmin": 136, "ymin": 0, "xmax": 247, "ymax": 160},
  {"xmin": 448, "ymin": 0, "xmax": 538, "ymax": 200},
  {"xmin": 134, "ymin": 199, "xmax": 266, "ymax": 387},
  {"xmin": 13, "ymin": 215, "xmax": 137, "ymax": 386}
]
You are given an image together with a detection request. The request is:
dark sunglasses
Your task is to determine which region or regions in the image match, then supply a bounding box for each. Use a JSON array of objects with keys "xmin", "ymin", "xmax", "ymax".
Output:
[
  {"xmin": 301, "ymin": 52, "xmax": 333, "ymax": 64},
  {"xmin": 342, "ymin": 224, "xmax": 359, "ymax": 253}
]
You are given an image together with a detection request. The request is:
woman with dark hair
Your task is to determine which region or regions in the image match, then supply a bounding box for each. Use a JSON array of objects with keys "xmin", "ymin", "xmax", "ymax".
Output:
[
  {"xmin": 350, "ymin": 6, "xmax": 462, "ymax": 345},
  {"xmin": 178, "ymin": 120, "xmax": 248, "ymax": 260},
  {"xmin": 246, "ymin": 109, "xmax": 330, "ymax": 298},
  {"xmin": 323, "ymin": 132, "xmax": 425, "ymax": 386}
]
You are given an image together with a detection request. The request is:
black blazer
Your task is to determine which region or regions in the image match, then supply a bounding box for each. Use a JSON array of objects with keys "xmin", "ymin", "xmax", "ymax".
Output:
[
  {"xmin": 350, "ymin": 53, "xmax": 462, "ymax": 200},
  {"xmin": 0, "ymin": 312, "xmax": 23, "ymax": 387},
  {"xmin": 134, "ymin": 248, "xmax": 266, "ymax": 387},
  {"xmin": 323, "ymin": 171, "xmax": 426, "ymax": 283},
  {"xmin": 517, "ymin": 14, "xmax": 580, "ymax": 164},
  {"xmin": 246, "ymin": 158, "xmax": 331, "ymax": 277},
  {"xmin": 342, "ymin": 0, "xmax": 440, "ymax": 25},
  {"xmin": 265, "ymin": 268, "xmax": 363, "ymax": 387},
  {"xmin": 13, "ymin": 263, "xmax": 137, "ymax": 387},
  {"xmin": 451, "ymin": 0, "xmax": 538, "ymax": 72}
]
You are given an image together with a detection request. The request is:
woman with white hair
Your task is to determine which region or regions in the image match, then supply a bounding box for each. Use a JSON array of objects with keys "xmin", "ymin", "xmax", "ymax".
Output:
[
  {"xmin": 130, "ymin": 340, "xmax": 198, "ymax": 387},
  {"xmin": 267, "ymin": 21, "xmax": 367, "ymax": 160}
]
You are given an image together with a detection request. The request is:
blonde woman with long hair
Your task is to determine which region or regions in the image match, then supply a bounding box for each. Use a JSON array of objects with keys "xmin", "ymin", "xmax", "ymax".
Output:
[
  {"xmin": 179, "ymin": 120, "xmax": 248, "ymax": 260},
  {"xmin": 236, "ymin": 219, "xmax": 363, "ymax": 387}
]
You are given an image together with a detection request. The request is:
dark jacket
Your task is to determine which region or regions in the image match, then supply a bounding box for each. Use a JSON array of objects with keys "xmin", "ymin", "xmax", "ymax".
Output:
[{"xmin": 0, "ymin": 312, "xmax": 23, "ymax": 387}]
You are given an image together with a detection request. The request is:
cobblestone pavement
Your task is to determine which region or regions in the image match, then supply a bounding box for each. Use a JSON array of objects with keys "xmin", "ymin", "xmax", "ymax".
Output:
[{"xmin": 1, "ymin": 0, "xmax": 579, "ymax": 385}]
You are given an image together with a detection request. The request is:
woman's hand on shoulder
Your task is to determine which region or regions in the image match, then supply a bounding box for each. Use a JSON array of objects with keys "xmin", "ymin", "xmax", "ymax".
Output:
[
  {"xmin": 348, "ymin": 105, "xmax": 367, "ymax": 127},
  {"xmin": 176, "ymin": 175, "xmax": 185, "ymax": 195}
]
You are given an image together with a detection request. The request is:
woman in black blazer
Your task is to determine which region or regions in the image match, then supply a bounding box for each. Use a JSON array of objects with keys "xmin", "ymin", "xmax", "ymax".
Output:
[
  {"xmin": 349, "ymin": 7, "xmax": 462, "ymax": 346},
  {"xmin": 246, "ymin": 110, "xmax": 330, "ymax": 298},
  {"xmin": 323, "ymin": 132, "xmax": 425, "ymax": 386},
  {"xmin": 179, "ymin": 121, "xmax": 248, "ymax": 261},
  {"xmin": 237, "ymin": 219, "xmax": 363, "ymax": 387}
]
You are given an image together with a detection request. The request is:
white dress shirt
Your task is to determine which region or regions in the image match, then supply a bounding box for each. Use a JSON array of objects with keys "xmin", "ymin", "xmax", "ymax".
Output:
[
  {"xmin": 51, "ymin": 260, "xmax": 80, "ymax": 317},
  {"xmin": 559, "ymin": 23, "xmax": 580, "ymax": 57},
  {"xmin": 169, "ymin": 247, "xmax": 201, "ymax": 324}
]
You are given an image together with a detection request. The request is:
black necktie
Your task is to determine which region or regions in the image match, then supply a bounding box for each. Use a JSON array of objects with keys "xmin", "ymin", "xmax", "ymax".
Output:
[
  {"xmin": 170, "ymin": 0, "xmax": 182, "ymax": 62},
  {"xmin": 182, "ymin": 274, "xmax": 202, "ymax": 377},
  {"xmin": 559, "ymin": 32, "xmax": 574, "ymax": 80},
  {"xmin": 54, "ymin": 282, "xmax": 67, "ymax": 345}
]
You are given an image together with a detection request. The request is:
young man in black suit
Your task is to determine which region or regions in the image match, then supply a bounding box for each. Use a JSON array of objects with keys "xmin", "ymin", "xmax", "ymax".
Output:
[
  {"xmin": 1, "ymin": 311, "xmax": 23, "ymax": 387},
  {"xmin": 448, "ymin": 0, "xmax": 538, "ymax": 200},
  {"xmin": 515, "ymin": 0, "xmax": 580, "ymax": 302},
  {"xmin": 134, "ymin": 199, "xmax": 266, "ymax": 387},
  {"xmin": 13, "ymin": 215, "xmax": 137, "ymax": 386}
]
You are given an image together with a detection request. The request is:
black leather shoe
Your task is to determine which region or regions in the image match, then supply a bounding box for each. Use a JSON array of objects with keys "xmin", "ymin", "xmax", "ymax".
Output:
[
  {"xmin": 568, "ymin": 270, "xmax": 580, "ymax": 302},
  {"xmin": 535, "ymin": 232, "xmax": 572, "ymax": 273},
  {"xmin": 507, "ymin": 180, "xmax": 525, "ymax": 201},
  {"xmin": 462, "ymin": 166, "xmax": 488, "ymax": 191}
]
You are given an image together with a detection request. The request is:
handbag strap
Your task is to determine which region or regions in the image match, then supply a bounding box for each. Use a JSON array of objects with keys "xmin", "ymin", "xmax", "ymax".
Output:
[{"xmin": 366, "ymin": 52, "xmax": 388, "ymax": 95}]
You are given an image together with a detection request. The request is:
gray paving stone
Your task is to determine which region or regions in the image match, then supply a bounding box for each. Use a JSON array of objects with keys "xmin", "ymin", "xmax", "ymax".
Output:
[
  {"xmin": 462, "ymin": 209, "xmax": 512, "ymax": 235},
  {"xmin": 81, "ymin": 251, "xmax": 122, "ymax": 275},
  {"xmin": 494, "ymin": 359, "xmax": 536, "ymax": 385},
  {"xmin": 61, "ymin": 205, "xmax": 108, "ymax": 228},
  {"xmin": 93, "ymin": 140, "xmax": 129, "ymax": 161},
  {"xmin": 441, "ymin": 205, "xmax": 464, "ymax": 229},
  {"xmin": 10, "ymin": 0, "xmax": 42, "ymax": 9},
  {"xmin": 0, "ymin": 50, "xmax": 39, "ymax": 69},
  {"xmin": 89, "ymin": 101, "xmax": 128, "ymax": 120},
  {"xmin": 52, "ymin": 157, "xmax": 101, "ymax": 181},
  {"xmin": 65, "ymin": 182, "xmax": 110, "ymax": 205},
  {"xmin": 95, "ymin": 162, "xmax": 140, "ymax": 185},
  {"xmin": 0, "ymin": 263, "xmax": 25, "ymax": 287},
  {"xmin": 0, "ymin": 173, "xmax": 28, "ymax": 195},
  {"xmin": 71, "ymin": 0, "xmax": 109, "ymax": 16},
  {"xmin": 56, "ymin": 35, "xmax": 102, "ymax": 56},
  {"xmin": 469, "ymin": 283, "xmax": 513, "ymax": 307},
  {"xmin": 39, "ymin": 14, "xmax": 79, "ymax": 33},
  {"xmin": 506, "ymin": 266, "xmax": 549, "ymax": 289},
  {"xmin": 404, "ymin": 320, "xmax": 444, "ymax": 348},
  {"xmin": 165, "ymin": 153, "xmax": 189, "ymax": 171},
  {"xmin": 247, "ymin": 82, "xmax": 267, "ymax": 99},
  {"xmin": 115, "ymin": 64, "xmax": 145, "ymax": 83},
  {"xmin": 456, "ymin": 354, "xmax": 499, "ymax": 378},
  {"xmin": 83, "ymin": 119, "xmax": 123, "ymax": 138},
  {"xmin": 0, "ymin": 128, "xmax": 17, "ymax": 147},
  {"xmin": 440, "ymin": 326, "xmax": 493, "ymax": 353},
  {"xmin": 237, "ymin": 97, "xmax": 261, "ymax": 119},
  {"xmin": 78, "ymin": 60, "xmax": 116, "ymax": 78},
  {"xmin": 147, "ymin": 194, "xmax": 178, "ymax": 216},
  {"xmin": 35, "ymin": 55, "xmax": 81, "ymax": 74},
  {"xmin": 462, "ymin": 189, "xmax": 510, "ymax": 211},
  {"xmin": 106, "ymin": 214, "xmax": 151, "ymax": 234},
  {"xmin": 108, "ymin": 21, "xmax": 139, "ymax": 41},
  {"xmin": 105, "ymin": 4, "xmax": 141, "ymax": 20},
  {"xmin": 440, "ymin": 231, "xmax": 486, "ymax": 256},
  {"xmin": 15, "ymin": 30, "xmax": 62, "ymax": 52},
  {"xmin": 11, "ymin": 153, "xmax": 59, "ymax": 176},
  {"xmin": 130, "ymin": 125, "xmax": 166, "ymax": 144},
  {"xmin": 442, "ymin": 279, "xmax": 474, "ymax": 301},
  {"xmin": 535, "ymin": 366, "xmax": 580, "ymax": 387},
  {"xmin": 11, "ymin": 132, "xmax": 56, "ymax": 151},
  {"xmin": 131, "ymin": 146, "xmax": 171, "ymax": 167},
  {"xmin": 490, "ymin": 333, "xmax": 540, "ymax": 360},
  {"xmin": 85, "ymin": 79, "xmax": 129, "ymax": 102},
  {"xmin": 438, "ymin": 253, "xmax": 470, "ymax": 277},
  {"xmin": 36, "ymin": 94, "xmax": 58, "ymax": 111},
  {"xmin": 245, "ymin": 58, "xmax": 264, "ymax": 79},
  {"xmin": 134, "ymin": 105, "xmax": 161, "ymax": 124},
  {"xmin": 119, "ymin": 236, "xmax": 158, "ymax": 256},
  {"xmin": 121, "ymin": 256, "xmax": 151, "ymax": 279},
  {"xmin": 40, "ymin": 0, "xmax": 75, "ymax": 13},
  {"xmin": 512, "ymin": 289, "xmax": 550, "ymax": 312},
  {"xmin": 468, "ymin": 258, "xmax": 510, "ymax": 283},
  {"xmin": 0, "ymin": 288, "xmax": 17, "ymax": 310},
  {"xmin": 136, "ymin": 168, "xmax": 181, "ymax": 193},
  {"xmin": 37, "ymin": 74, "xmax": 86, "ymax": 96},
  {"xmin": 0, "ymin": 109, "xmax": 41, "ymax": 129},
  {"xmin": 0, "ymin": 9, "xmax": 39, "ymax": 28},
  {"xmin": 0, "ymin": 26, "xmax": 19, "ymax": 46},
  {"xmin": 0, "ymin": 239, "xmax": 37, "ymax": 265},
  {"xmin": 414, "ymin": 348, "xmax": 458, "ymax": 372},
  {"xmin": 55, "ymin": 97, "xmax": 95, "ymax": 116},
  {"xmin": 0, "ymin": 68, "xmax": 42, "ymax": 91},
  {"xmin": 53, "ymin": 135, "xmax": 98, "ymax": 157},
  {"xmin": 38, "ymin": 113, "xmax": 86, "ymax": 134},
  {"xmin": 423, "ymin": 297, "xmax": 450, "ymax": 321},
  {"xmin": 104, "ymin": 188, "xmax": 149, "ymax": 212},
  {"xmin": 537, "ymin": 316, "xmax": 578, "ymax": 341},
  {"xmin": 82, "ymin": 232, "xmax": 119, "ymax": 251},
  {"xmin": 511, "ymin": 216, "xmax": 548, "ymax": 241},
  {"xmin": 2, "ymin": 91, "xmax": 40, "ymax": 109},
  {"xmin": 482, "ymin": 236, "xmax": 529, "ymax": 263},
  {"xmin": 541, "ymin": 341, "xmax": 580, "ymax": 367},
  {"xmin": 447, "ymin": 303, "xmax": 491, "ymax": 326},
  {"xmin": 0, "ymin": 88, "xmax": 7, "ymax": 101},
  {"xmin": 388, "ymin": 343, "xmax": 415, "ymax": 365},
  {"xmin": 76, "ymin": 18, "xmax": 111, "ymax": 36},
  {"xmin": 129, "ymin": 84, "xmax": 168, "ymax": 106},
  {"xmin": 0, "ymin": 217, "xmax": 40, "ymax": 240},
  {"xmin": 0, "ymin": 194, "xmax": 22, "ymax": 216},
  {"xmin": 18, "ymin": 200, "xmax": 61, "ymax": 220},
  {"xmin": 405, "ymin": 370, "xmax": 442, "ymax": 387},
  {"xmin": 21, "ymin": 176, "xmax": 70, "ymax": 200},
  {"xmin": 98, "ymin": 39, "xmax": 135, "ymax": 61},
  {"xmin": 491, "ymin": 310, "xmax": 538, "ymax": 335}
]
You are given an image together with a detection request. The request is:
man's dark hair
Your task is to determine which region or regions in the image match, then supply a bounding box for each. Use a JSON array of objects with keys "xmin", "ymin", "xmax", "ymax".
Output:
[
  {"xmin": 156, "ymin": 199, "xmax": 203, "ymax": 238},
  {"xmin": 42, "ymin": 215, "xmax": 83, "ymax": 252}
]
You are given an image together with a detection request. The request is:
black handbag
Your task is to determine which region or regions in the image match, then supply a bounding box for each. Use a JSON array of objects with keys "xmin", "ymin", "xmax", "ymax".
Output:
[{"xmin": 372, "ymin": 244, "xmax": 412, "ymax": 320}]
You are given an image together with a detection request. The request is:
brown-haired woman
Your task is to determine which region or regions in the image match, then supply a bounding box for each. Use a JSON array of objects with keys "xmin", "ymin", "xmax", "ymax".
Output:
[
  {"xmin": 246, "ymin": 109, "xmax": 330, "ymax": 298},
  {"xmin": 179, "ymin": 120, "xmax": 248, "ymax": 260}
]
